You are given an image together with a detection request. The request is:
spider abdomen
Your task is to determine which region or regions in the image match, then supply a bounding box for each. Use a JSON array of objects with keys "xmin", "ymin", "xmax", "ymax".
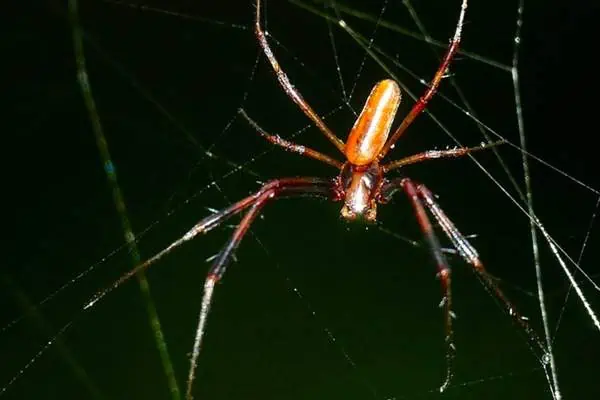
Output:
[{"xmin": 344, "ymin": 79, "xmax": 401, "ymax": 166}]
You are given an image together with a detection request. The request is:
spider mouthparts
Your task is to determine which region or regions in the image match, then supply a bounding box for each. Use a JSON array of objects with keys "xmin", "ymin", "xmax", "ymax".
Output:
[{"xmin": 340, "ymin": 204, "xmax": 377, "ymax": 223}]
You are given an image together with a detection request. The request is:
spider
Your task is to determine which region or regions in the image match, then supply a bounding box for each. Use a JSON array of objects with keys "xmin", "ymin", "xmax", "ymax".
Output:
[{"xmin": 88, "ymin": 0, "xmax": 548, "ymax": 397}]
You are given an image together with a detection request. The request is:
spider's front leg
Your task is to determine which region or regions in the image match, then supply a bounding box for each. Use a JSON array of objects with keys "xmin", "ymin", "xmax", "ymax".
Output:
[
  {"xmin": 185, "ymin": 177, "xmax": 333, "ymax": 399},
  {"xmin": 380, "ymin": 177, "xmax": 456, "ymax": 392},
  {"xmin": 380, "ymin": 177, "xmax": 550, "ymax": 392},
  {"xmin": 416, "ymin": 184, "xmax": 549, "ymax": 362}
]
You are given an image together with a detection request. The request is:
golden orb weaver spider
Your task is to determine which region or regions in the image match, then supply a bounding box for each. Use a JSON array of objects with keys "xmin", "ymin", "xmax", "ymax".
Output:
[{"xmin": 84, "ymin": 0, "xmax": 549, "ymax": 397}]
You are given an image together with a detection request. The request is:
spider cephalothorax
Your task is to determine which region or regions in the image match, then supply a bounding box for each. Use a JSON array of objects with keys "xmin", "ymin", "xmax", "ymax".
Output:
[{"xmin": 336, "ymin": 161, "xmax": 383, "ymax": 222}]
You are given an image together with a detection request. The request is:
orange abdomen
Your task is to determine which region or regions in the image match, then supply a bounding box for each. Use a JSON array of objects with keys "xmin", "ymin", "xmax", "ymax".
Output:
[{"xmin": 344, "ymin": 79, "xmax": 401, "ymax": 166}]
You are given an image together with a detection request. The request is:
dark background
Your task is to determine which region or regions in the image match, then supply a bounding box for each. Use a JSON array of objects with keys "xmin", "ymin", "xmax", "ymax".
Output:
[{"xmin": 2, "ymin": 0, "xmax": 599, "ymax": 399}]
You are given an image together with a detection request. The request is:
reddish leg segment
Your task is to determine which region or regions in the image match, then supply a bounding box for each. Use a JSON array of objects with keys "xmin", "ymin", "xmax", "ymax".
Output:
[
  {"xmin": 255, "ymin": 0, "xmax": 345, "ymax": 153},
  {"xmin": 85, "ymin": 178, "xmax": 329, "ymax": 310},
  {"xmin": 381, "ymin": 178, "xmax": 455, "ymax": 392},
  {"xmin": 238, "ymin": 108, "xmax": 344, "ymax": 169},
  {"xmin": 378, "ymin": 0, "xmax": 468, "ymax": 159},
  {"xmin": 383, "ymin": 140, "xmax": 504, "ymax": 172},
  {"xmin": 381, "ymin": 177, "xmax": 551, "ymax": 391},
  {"xmin": 185, "ymin": 178, "xmax": 334, "ymax": 399},
  {"xmin": 417, "ymin": 184, "xmax": 549, "ymax": 362}
]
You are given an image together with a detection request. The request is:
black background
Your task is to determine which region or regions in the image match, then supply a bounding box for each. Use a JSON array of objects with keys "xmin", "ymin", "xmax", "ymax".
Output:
[{"xmin": 2, "ymin": 0, "xmax": 599, "ymax": 399}]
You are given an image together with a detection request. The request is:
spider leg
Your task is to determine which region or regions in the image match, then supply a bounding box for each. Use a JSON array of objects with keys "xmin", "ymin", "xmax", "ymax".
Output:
[
  {"xmin": 85, "ymin": 178, "xmax": 325, "ymax": 309},
  {"xmin": 383, "ymin": 140, "xmax": 504, "ymax": 172},
  {"xmin": 255, "ymin": 0, "xmax": 346, "ymax": 153},
  {"xmin": 238, "ymin": 108, "xmax": 343, "ymax": 169},
  {"xmin": 378, "ymin": 0, "xmax": 468, "ymax": 159},
  {"xmin": 416, "ymin": 184, "xmax": 549, "ymax": 362},
  {"xmin": 185, "ymin": 178, "xmax": 333, "ymax": 399},
  {"xmin": 381, "ymin": 178, "xmax": 456, "ymax": 392}
]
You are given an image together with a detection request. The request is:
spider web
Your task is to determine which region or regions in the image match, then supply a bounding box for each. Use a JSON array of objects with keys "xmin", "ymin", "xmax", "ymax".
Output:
[{"xmin": 2, "ymin": 0, "xmax": 599, "ymax": 399}]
